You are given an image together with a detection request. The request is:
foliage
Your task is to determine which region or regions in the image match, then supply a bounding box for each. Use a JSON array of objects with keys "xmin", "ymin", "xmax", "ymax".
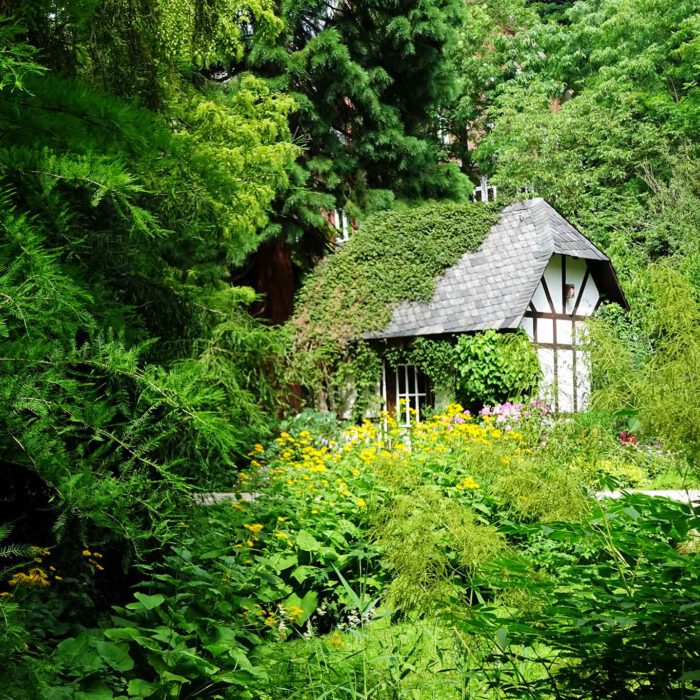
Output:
[
  {"xmin": 290, "ymin": 201, "xmax": 498, "ymax": 410},
  {"xmin": 446, "ymin": 0, "xmax": 541, "ymax": 176},
  {"xmin": 3, "ymin": 1, "xmax": 700, "ymax": 697},
  {"xmin": 452, "ymin": 0, "xmax": 699, "ymax": 254},
  {"xmin": 384, "ymin": 337, "xmax": 458, "ymax": 394},
  {"xmin": 591, "ymin": 262, "xmax": 700, "ymax": 474},
  {"xmin": 0, "ymin": 13, "xmax": 298, "ymax": 696},
  {"xmin": 2, "ymin": 394, "xmax": 691, "ymax": 696},
  {"xmin": 242, "ymin": 0, "xmax": 472, "ymax": 264},
  {"xmin": 5, "ymin": 0, "xmax": 284, "ymax": 105},
  {"xmin": 454, "ymin": 330, "xmax": 541, "ymax": 408},
  {"xmin": 0, "ymin": 16, "xmax": 44, "ymax": 91},
  {"xmin": 0, "ymin": 185, "xmax": 289, "ymax": 555},
  {"xmin": 463, "ymin": 495, "xmax": 700, "ymax": 699},
  {"xmin": 251, "ymin": 618, "xmax": 466, "ymax": 699},
  {"xmin": 0, "ymin": 0, "xmax": 296, "ymax": 549}
]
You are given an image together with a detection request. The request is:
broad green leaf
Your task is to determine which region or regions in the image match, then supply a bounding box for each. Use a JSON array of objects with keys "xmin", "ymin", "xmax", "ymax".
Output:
[
  {"xmin": 127, "ymin": 593, "xmax": 165, "ymax": 611},
  {"xmin": 295, "ymin": 529, "xmax": 321, "ymax": 552},
  {"xmin": 94, "ymin": 640, "xmax": 135, "ymax": 672},
  {"xmin": 54, "ymin": 634, "xmax": 103, "ymax": 675},
  {"xmin": 127, "ymin": 679, "xmax": 157, "ymax": 697}
]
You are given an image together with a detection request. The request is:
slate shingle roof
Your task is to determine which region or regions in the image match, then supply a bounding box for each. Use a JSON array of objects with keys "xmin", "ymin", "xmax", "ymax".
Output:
[{"xmin": 366, "ymin": 198, "xmax": 609, "ymax": 340}]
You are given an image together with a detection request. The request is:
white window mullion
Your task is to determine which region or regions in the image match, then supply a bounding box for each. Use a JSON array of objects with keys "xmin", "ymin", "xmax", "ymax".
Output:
[
  {"xmin": 404, "ymin": 364, "xmax": 409, "ymax": 425},
  {"xmin": 414, "ymin": 365, "xmax": 421, "ymax": 423},
  {"xmin": 395, "ymin": 365, "xmax": 401, "ymax": 424}
]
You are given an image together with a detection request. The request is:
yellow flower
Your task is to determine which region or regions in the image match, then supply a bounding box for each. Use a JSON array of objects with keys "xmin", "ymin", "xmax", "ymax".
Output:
[
  {"xmin": 277, "ymin": 516, "xmax": 286, "ymax": 522},
  {"xmin": 356, "ymin": 497, "xmax": 367, "ymax": 508},
  {"xmin": 10, "ymin": 568, "xmax": 50, "ymax": 588},
  {"xmin": 328, "ymin": 631, "xmax": 345, "ymax": 648},
  {"xmin": 247, "ymin": 539, "xmax": 254, "ymax": 547},
  {"xmin": 287, "ymin": 605, "xmax": 304, "ymax": 621},
  {"xmin": 81, "ymin": 550, "xmax": 92, "ymax": 557},
  {"xmin": 54, "ymin": 576, "xmax": 63, "ymax": 581},
  {"xmin": 244, "ymin": 523, "xmax": 264, "ymax": 533},
  {"xmin": 458, "ymin": 476, "xmax": 480, "ymax": 490}
]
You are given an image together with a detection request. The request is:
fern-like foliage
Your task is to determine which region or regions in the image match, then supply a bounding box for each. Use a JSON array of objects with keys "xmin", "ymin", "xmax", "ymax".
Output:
[{"xmin": 0, "ymin": 20, "xmax": 294, "ymax": 559}]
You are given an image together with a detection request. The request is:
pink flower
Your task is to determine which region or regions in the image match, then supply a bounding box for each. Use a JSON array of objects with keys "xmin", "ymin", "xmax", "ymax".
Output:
[{"xmin": 619, "ymin": 431, "xmax": 639, "ymax": 446}]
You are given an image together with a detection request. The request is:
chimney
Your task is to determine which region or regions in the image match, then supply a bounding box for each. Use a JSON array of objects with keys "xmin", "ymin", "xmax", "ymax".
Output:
[{"xmin": 472, "ymin": 175, "xmax": 497, "ymax": 203}]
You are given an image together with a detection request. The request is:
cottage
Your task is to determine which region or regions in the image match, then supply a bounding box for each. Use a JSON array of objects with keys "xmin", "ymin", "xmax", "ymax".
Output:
[{"xmin": 365, "ymin": 198, "xmax": 627, "ymax": 419}]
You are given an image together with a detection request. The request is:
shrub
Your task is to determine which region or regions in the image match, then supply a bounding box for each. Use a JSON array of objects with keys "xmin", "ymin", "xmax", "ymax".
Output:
[
  {"xmin": 462, "ymin": 495, "xmax": 700, "ymax": 699},
  {"xmin": 454, "ymin": 330, "xmax": 541, "ymax": 408}
]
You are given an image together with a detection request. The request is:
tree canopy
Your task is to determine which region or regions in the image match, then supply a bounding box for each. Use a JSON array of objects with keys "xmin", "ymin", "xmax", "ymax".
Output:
[{"xmin": 241, "ymin": 0, "xmax": 472, "ymax": 285}]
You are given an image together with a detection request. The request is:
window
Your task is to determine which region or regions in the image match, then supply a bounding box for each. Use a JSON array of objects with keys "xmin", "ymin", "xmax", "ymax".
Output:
[
  {"xmin": 383, "ymin": 362, "xmax": 432, "ymax": 426},
  {"xmin": 333, "ymin": 209, "xmax": 351, "ymax": 245}
]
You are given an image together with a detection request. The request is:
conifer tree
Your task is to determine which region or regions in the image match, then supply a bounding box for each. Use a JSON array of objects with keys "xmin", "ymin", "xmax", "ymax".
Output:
[
  {"xmin": 242, "ymin": 0, "xmax": 471, "ymax": 320},
  {"xmin": 0, "ymin": 10, "xmax": 295, "ymax": 554}
]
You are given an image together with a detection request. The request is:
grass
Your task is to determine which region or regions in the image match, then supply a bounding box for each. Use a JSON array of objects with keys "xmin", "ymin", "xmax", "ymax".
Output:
[{"xmin": 248, "ymin": 614, "xmax": 556, "ymax": 700}]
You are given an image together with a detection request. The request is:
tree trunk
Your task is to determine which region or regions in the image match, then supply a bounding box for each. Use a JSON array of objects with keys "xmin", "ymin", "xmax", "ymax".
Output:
[{"xmin": 252, "ymin": 238, "xmax": 295, "ymax": 325}]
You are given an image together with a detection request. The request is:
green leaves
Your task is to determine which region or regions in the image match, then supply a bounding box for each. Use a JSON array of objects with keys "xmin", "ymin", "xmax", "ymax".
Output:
[
  {"xmin": 127, "ymin": 594, "xmax": 165, "ymax": 612},
  {"xmin": 284, "ymin": 591, "xmax": 318, "ymax": 626},
  {"xmin": 291, "ymin": 201, "xmax": 498, "ymax": 413},
  {"xmin": 243, "ymin": 0, "xmax": 470, "ymax": 267},
  {"xmin": 295, "ymin": 529, "xmax": 322, "ymax": 552},
  {"xmin": 454, "ymin": 330, "xmax": 541, "ymax": 407},
  {"xmin": 463, "ymin": 495, "xmax": 700, "ymax": 697},
  {"xmin": 54, "ymin": 633, "xmax": 134, "ymax": 676},
  {"xmin": 0, "ymin": 18, "xmax": 45, "ymax": 93},
  {"xmin": 93, "ymin": 641, "xmax": 135, "ymax": 673}
]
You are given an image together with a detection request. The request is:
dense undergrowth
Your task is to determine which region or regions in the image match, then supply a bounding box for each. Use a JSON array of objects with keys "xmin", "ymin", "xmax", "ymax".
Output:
[{"xmin": 3, "ymin": 402, "xmax": 698, "ymax": 698}]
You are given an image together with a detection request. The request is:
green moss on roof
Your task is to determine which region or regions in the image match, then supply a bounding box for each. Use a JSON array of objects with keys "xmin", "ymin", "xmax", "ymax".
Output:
[{"xmin": 292, "ymin": 201, "xmax": 499, "ymax": 354}]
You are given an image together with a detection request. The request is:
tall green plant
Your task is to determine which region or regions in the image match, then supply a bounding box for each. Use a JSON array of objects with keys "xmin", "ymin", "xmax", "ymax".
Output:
[
  {"xmin": 462, "ymin": 496, "xmax": 700, "ymax": 699},
  {"xmin": 0, "ymin": 15, "xmax": 294, "ymax": 555},
  {"xmin": 454, "ymin": 330, "xmax": 541, "ymax": 408},
  {"xmin": 591, "ymin": 262, "xmax": 700, "ymax": 475}
]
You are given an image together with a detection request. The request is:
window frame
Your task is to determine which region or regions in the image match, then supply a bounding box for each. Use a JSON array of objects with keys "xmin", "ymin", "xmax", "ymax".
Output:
[{"xmin": 382, "ymin": 361, "xmax": 431, "ymax": 426}]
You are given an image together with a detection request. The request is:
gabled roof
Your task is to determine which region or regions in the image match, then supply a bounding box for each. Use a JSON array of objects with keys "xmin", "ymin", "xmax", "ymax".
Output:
[{"xmin": 366, "ymin": 198, "xmax": 623, "ymax": 340}]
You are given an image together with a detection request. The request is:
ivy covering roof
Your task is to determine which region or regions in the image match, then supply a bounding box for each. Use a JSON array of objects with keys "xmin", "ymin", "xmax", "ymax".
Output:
[
  {"xmin": 292, "ymin": 201, "xmax": 499, "ymax": 354},
  {"xmin": 367, "ymin": 198, "xmax": 620, "ymax": 339}
]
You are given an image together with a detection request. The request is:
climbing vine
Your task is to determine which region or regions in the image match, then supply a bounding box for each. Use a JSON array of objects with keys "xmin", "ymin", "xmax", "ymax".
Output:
[
  {"xmin": 290, "ymin": 201, "xmax": 499, "ymax": 412},
  {"xmin": 384, "ymin": 332, "xmax": 541, "ymax": 409},
  {"xmin": 384, "ymin": 338, "xmax": 457, "ymax": 393},
  {"xmin": 454, "ymin": 329, "xmax": 541, "ymax": 408}
]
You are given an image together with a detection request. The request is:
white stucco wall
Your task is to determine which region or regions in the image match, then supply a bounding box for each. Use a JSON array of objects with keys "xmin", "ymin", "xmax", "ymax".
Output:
[{"xmin": 519, "ymin": 254, "xmax": 601, "ymax": 412}]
